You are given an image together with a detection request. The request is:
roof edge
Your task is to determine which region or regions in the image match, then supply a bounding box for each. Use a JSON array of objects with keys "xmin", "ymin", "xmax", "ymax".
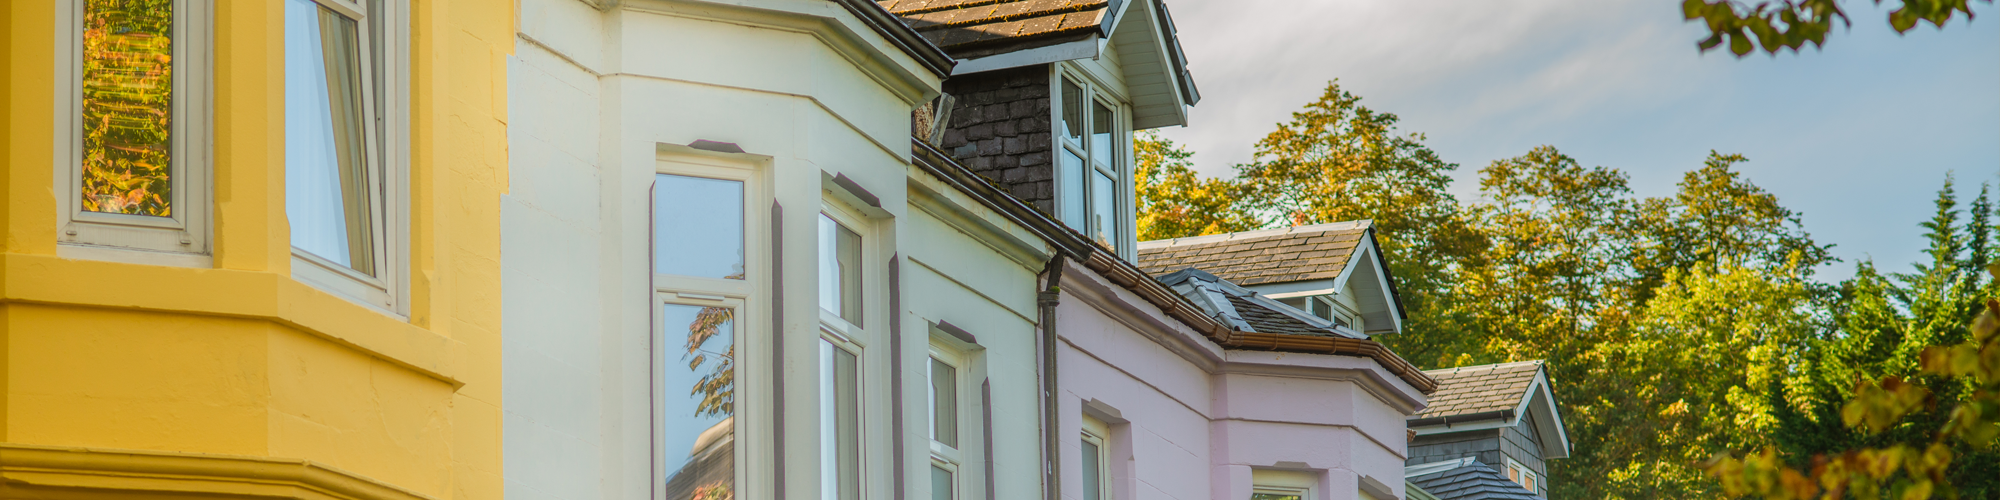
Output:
[{"xmin": 832, "ymin": 0, "xmax": 956, "ymax": 78}]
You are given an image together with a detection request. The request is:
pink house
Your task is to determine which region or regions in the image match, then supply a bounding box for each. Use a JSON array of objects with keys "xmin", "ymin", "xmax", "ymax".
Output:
[{"xmin": 1045, "ymin": 223, "xmax": 1437, "ymax": 500}]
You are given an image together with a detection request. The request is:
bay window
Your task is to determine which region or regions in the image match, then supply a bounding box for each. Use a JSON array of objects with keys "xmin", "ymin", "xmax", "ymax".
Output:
[
  {"xmin": 1055, "ymin": 72, "xmax": 1129, "ymax": 256},
  {"xmin": 56, "ymin": 0, "xmax": 213, "ymax": 261},
  {"xmin": 285, "ymin": 0, "xmax": 407, "ymax": 310}
]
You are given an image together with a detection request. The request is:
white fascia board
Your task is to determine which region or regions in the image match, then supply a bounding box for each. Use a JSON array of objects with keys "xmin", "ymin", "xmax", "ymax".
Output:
[
  {"xmin": 1408, "ymin": 420, "xmax": 1512, "ymax": 436},
  {"xmin": 949, "ymin": 38, "xmax": 1099, "ymax": 75},
  {"xmin": 1245, "ymin": 281, "xmax": 1338, "ymax": 297},
  {"xmin": 1330, "ymin": 235, "xmax": 1404, "ymax": 334},
  {"xmin": 1514, "ymin": 369, "xmax": 1572, "ymax": 459}
]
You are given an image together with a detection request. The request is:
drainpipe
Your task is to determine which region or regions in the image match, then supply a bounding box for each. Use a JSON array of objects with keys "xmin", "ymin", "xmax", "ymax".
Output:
[{"xmin": 1037, "ymin": 253, "xmax": 1068, "ymax": 500}]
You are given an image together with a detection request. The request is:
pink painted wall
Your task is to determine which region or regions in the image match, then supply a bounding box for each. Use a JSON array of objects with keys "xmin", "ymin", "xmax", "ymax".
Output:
[{"xmin": 1053, "ymin": 261, "xmax": 1426, "ymax": 500}]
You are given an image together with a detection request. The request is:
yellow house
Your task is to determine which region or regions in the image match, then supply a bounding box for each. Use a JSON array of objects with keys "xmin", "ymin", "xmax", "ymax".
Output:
[{"xmin": 1, "ymin": 1, "xmax": 509, "ymax": 499}]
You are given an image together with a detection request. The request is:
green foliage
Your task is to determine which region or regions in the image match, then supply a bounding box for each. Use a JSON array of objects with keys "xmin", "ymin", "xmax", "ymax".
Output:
[
  {"xmin": 1133, "ymin": 131, "xmax": 1259, "ymax": 240},
  {"xmin": 1681, "ymin": 0, "xmax": 1991, "ymax": 57},
  {"xmin": 1128, "ymin": 84, "xmax": 1998, "ymax": 498},
  {"xmin": 1234, "ymin": 81, "xmax": 1487, "ymax": 368}
]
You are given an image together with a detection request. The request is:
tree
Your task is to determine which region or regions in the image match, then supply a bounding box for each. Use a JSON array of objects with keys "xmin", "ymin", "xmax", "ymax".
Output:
[
  {"xmin": 1133, "ymin": 131, "xmax": 1258, "ymax": 240},
  {"xmin": 1623, "ymin": 152, "xmax": 1834, "ymax": 306},
  {"xmin": 1682, "ymin": 0, "xmax": 1991, "ymax": 57},
  {"xmin": 1236, "ymin": 81, "xmax": 1486, "ymax": 368}
]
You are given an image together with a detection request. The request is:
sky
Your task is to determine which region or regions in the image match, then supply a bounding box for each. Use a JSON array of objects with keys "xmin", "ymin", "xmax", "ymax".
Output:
[{"xmin": 1152, "ymin": 0, "xmax": 2000, "ymax": 282}]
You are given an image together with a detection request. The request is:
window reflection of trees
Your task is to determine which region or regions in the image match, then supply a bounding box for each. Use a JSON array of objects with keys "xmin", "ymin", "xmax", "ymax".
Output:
[
  {"xmin": 664, "ymin": 302, "xmax": 736, "ymax": 500},
  {"xmin": 82, "ymin": 0, "xmax": 175, "ymax": 216}
]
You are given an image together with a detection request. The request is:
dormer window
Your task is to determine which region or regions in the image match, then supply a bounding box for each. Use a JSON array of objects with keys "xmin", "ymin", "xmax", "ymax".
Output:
[
  {"xmin": 1276, "ymin": 295, "xmax": 1362, "ymax": 331},
  {"xmin": 1056, "ymin": 72, "xmax": 1128, "ymax": 256}
]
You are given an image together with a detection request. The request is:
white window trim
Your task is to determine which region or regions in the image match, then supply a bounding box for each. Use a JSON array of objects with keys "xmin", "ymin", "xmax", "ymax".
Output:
[
  {"xmin": 1250, "ymin": 469, "xmax": 1318, "ymax": 500},
  {"xmin": 929, "ymin": 458, "xmax": 961, "ymax": 500},
  {"xmin": 54, "ymin": 0, "xmax": 214, "ymax": 266},
  {"xmin": 818, "ymin": 199, "xmax": 874, "ymax": 339},
  {"xmin": 927, "ymin": 344, "xmax": 968, "ymax": 465},
  {"xmin": 286, "ymin": 0, "xmax": 411, "ymax": 315},
  {"xmin": 1505, "ymin": 457, "xmax": 1539, "ymax": 494},
  {"xmin": 1080, "ymin": 415, "xmax": 1112, "ymax": 500},
  {"xmin": 652, "ymin": 153, "xmax": 769, "ymax": 500},
  {"xmin": 1051, "ymin": 64, "xmax": 1133, "ymax": 259},
  {"xmin": 819, "ymin": 332, "xmax": 867, "ymax": 500}
]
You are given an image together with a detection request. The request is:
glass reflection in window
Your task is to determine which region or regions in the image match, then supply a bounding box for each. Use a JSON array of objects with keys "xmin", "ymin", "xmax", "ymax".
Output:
[
  {"xmin": 1060, "ymin": 150, "xmax": 1086, "ymax": 228},
  {"xmin": 820, "ymin": 339, "xmax": 860, "ymax": 500},
  {"xmin": 660, "ymin": 303, "xmax": 736, "ymax": 500},
  {"xmin": 655, "ymin": 174, "xmax": 746, "ymax": 280},
  {"xmin": 1081, "ymin": 436, "xmax": 1103, "ymax": 500},
  {"xmin": 1090, "ymin": 101, "xmax": 1114, "ymax": 167},
  {"xmin": 929, "ymin": 357, "xmax": 958, "ymax": 449},
  {"xmin": 286, "ymin": 0, "xmax": 375, "ymax": 275},
  {"xmin": 1091, "ymin": 169, "xmax": 1115, "ymax": 248},
  {"xmin": 1061, "ymin": 78, "xmax": 1084, "ymax": 144},
  {"xmin": 82, "ymin": 0, "xmax": 175, "ymax": 216},
  {"xmin": 818, "ymin": 215, "xmax": 862, "ymax": 324},
  {"xmin": 930, "ymin": 464, "xmax": 955, "ymax": 500}
]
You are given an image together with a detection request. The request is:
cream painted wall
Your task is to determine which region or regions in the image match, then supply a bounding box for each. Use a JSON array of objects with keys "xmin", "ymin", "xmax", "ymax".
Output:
[{"xmin": 504, "ymin": 2, "xmax": 1052, "ymax": 500}]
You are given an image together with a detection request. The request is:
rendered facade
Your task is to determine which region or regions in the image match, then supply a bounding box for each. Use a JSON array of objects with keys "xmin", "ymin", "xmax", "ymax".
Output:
[
  {"xmin": 1, "ymin": 1, "xmax": 510, "ymax": 499},
  {"xmin": 2, "ymin": 0, "xmax": 1460, "ymax": 500}
]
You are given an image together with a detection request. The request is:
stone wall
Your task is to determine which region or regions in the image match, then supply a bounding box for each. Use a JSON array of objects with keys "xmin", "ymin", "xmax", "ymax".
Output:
[{"xmin": 938, "ymin": 65, "xmax": 1055, "ymax": 214}]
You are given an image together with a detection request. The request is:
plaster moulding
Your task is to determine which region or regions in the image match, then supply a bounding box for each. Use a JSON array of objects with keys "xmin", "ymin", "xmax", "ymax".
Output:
[{"xmin": 0, "ymin": 444, "xmax": 436, "ymax": 500}]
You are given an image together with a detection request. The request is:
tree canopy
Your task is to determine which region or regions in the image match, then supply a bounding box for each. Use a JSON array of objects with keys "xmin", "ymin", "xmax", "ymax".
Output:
[{"xmin": 1132, "ymin": 81, "xmax": 1998, "ymax": 498}]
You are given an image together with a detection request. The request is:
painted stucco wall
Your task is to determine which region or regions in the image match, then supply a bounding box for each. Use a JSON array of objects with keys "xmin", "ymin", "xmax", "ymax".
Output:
[
  {"xmin": 0, "ymin": 0, "xmax": 511, "ymax": 499},
  {"xmin": 505, "ymin": 2, "xmax": 1057, "ymax": 500},
  {"xmin": 1054, "ymin": 260, "xmax": 1425, "ymax": 500}
]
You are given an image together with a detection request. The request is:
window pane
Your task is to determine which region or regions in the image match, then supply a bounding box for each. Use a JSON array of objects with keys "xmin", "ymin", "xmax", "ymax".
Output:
[
  {"xmin": 819, "ymin": 215, "xmax": 862, "ymax": 324},
  {"xmin": 1059, "ymin": 150, "xmax": 1086, "ymax": 228},
  {"xmin": 1080, "ymin": 438, "xmax": 1102, "ymax": 500},
  {"xmin": 820, "ymin": 340, "xmax": 860, "ymax": 500},
  {"xmin": 655, "ymin": 174, "xmax": 746, "ymax": 280},
  {"xmin": 82, "ymin": 0, "xmax": 174, "ymax": 216},
  {"xmin": 1091, "ymin": 169, "xmax": 1115, "ymax": 249},
  {"xmin": 286, "ymin": 0, "xmax": 375, "ymax": 275},
  {"xmin": 660, "ymin": 303, "xmax": 736, "ymax": 500},
  {"xmin": 1060, "ymin": 78, "xmax": 1084, "ymax": 145},
  {"xmin": 930, "ymin": 464, "xmax": 955, "ymax": 500},
  {"xmin": 1090, "ymin": 101, "xmax": 1114, "ymax": 166},
  {"xmin": 1250, "ymin": 494, "xmax": 1303, "ymax": 500},
  {"xmin": 929, "ymin": 357, "xmax": 958, "ymax": 449}
]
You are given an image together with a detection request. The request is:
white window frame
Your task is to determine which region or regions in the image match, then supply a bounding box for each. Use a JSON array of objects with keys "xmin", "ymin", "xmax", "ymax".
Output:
[
  {"xmin": 1505, "ymin": 457, "xmax": 1539, "ymax": 494},
  {"xmin": 818, "ymin": 332, "xmax": 865, "ymax": 500},
  {"xmin": 817, "ymin": 197, "xmax": 876, "ymax": 500},
  {"xmin": 1052, "ymin": 66, "xmax": 1132, "ymax": 258},
  {"xmin": 1080, "ymin": 414, "xmax": 1112, "ymax": 500},
  {"xmin": 928, "ymin": 344, "xmax": 968, "ymax": 472},
  {"xmin": 53, "ymin": 0, "xmax": 214, "ymax": 266},
  {"xmin": 928, "ymin": 457, "xmax": 960, "ymax": 500},
  {"xmin": 651, "ymin": 154, "xmax": 766, "ymax": 500},
  {"xmin": 285, "ymin": 0, "xmax": 410, "ymax": 314},
  {"xmin": 1250, "ymin": 469, "xmax": 1317, "ymax": 500}
]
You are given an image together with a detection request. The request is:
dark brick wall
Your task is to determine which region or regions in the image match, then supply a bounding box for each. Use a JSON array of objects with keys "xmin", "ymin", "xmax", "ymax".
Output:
[{"xmin": 938, "ymin": 64, "xmax": 1055, "ymax": 214}]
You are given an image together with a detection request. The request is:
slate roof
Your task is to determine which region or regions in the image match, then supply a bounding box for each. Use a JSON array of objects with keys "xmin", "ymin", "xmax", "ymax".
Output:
[
  {"xmin": 875, "ymin": 0, "xmax": 1110, "ymax": 57},
  {"xmin": 1416, "ymin": 360, "xmax": 1544, "ymax": 418},
  {"xmin": 1136, "ymin": 221, "xmax": 1371, "ymax": 287},
  {"xmin": 1156, "ymin": 268, "xmax": 1361, "ymax": 339},
  {"xmin": 1406, "ymin": 458, "xmax": 1541, "ymax": 500}
]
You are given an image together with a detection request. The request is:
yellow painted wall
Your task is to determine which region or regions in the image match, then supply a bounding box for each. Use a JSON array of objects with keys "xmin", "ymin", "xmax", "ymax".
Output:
[{"xmin": 0, "ymin": 0, "xmax": 512, "ymax": 499}]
